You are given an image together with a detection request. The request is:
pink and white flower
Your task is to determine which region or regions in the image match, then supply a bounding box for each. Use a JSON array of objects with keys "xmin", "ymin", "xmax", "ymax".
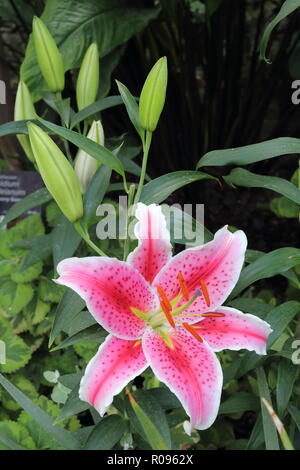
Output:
[{"xmin": 55, "ymin": 203, "xmax": 272, "ymax": 430}]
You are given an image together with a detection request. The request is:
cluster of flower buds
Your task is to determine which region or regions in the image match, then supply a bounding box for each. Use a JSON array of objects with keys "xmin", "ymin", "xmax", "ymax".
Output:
[{"xmin": 74, "ymin": 120, "xmax": 104, "ymax": 193}]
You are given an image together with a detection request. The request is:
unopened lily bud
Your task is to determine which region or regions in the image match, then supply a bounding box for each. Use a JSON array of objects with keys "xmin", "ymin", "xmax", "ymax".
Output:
[
  {"xmin": 28, "ymin": 123, "xmax": 83, "ymax": 222},
  {"xmin": 74, "ymin": 120, "xmax": 104, "ymax": 193},
  {"xmin": 32, "ymin": 16, "xmax": 65, "ymax": 92},
  {"xmin": 139, "ymin": 57, "xmax": 168, "ymax": 132},
  {"xmin": 14, "ymin": 81, "xmax": 37, "ymax": 162},
  {"xmin": 76, "ymin": 43, "xmax": 99, "ymax": 111}
]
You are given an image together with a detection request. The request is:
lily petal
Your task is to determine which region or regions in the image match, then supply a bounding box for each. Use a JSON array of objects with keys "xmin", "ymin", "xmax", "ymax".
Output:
[
  {"xmin": 142, "ymin": 326, "xmax": 223, "ymax": 430},
  {"xmin": 194, "ymin": 306, "xmax": 272, "ymax": 355},
  {"xmin": 80, "ymin": 335, "xmax": 148, "ymax": 415},
  {"xmin": 55, "ymin": 257, "xmax": 159, "ymax": 340},
  {"xmin": 153, "ymin": 226, "xmax": 247, "ymax": 322},
  {"xmin": 127, "ymin": 203, "xmax": 172, "ymax": 284}
]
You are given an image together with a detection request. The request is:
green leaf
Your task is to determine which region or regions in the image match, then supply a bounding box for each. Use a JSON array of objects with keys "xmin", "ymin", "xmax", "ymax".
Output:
[
  {"xmin": 38, "ymin": 278, "xmax": 64, "ymax": 304},
  {"xmin": 276, "ymin": 359, "xmax": 298, "ymax": 417},
  {"xmin": 259, "ymin": 0, "xmax": 300, "ymax": 63},
  {"xmin": 38, "ymin": 119, "xmax": 125, "ymax": 177},
  {"xmin": 56, "ymin": 385, "xmax": 89, "ymax": 421},
  {"xmin": 0, "ymin": 375, "xmax": 80, "ymax": 450},
  {"xmin": 116, "ymin": 80, "xmax": 143, "ymax": 137},
  {"xmin": 0, "ymin": 188, "xmax": 51, "ymax": 228},
  {"xmin": 140, "ymin": 171, "xmax": 215, "ymax": 204},
  {"xmin": 270, "ymin": 196, "xmax": 299, "ymax": 218},
  {"xmin": 256, "ymin": 367, "xmax": 280, "ymax": 450},
  {"xmin": 126, "ymin": 390, "xmax": 171, "ymax": 450},
  {"xmin": 20, "ymin": 0, "xmax": 159, "ymax": 100},
  {"xmin": 224, "ymin": 168, "xmax": 300, "ymax": 205},
  {"xmin": 288, "ymin": 404, "xmax": 300, "ymax": 432},
  {"xmin": 11, "ymin": 261, "xmax": 43, "ymax": 283},
  {"xmin": 265, "ymin": 301, "xmax": 300, "ymax": 347},
  {"xmin": 52, "ymin": 215, "xmax": 81, "ymax": 269},
  {"xmin": 49, "ymin": 290, "xmax": 86, "ymax": 346},
  {"xmin": 0, "ymin": 421, "xmax": 35, "ymax": 450},
  {"xmin": 197, "ymin": 137, "xmax": 300, "ymax": 169},
  {"xmin": 15, "ymin": 235, "xmax": 53, "ymax": 269},
  {"xmin": 83, "ymin": 165, "xmax": 111, "ymax": 226},
  {"xmin": 52, "ymin": 325, "xmax": 106, "ymax": 351},
  {"xmin": 230, "ymin": 248, "xmax": 300, "ymax": 298},
  {"xmin": 0, "ymin": 119, "xmax": 33, "ymax": 137},
  {"xmin": 70, "ymin": 96, "xmax": 123, "ymax": 128},
  {"xmin": 219, "ymin": 392, "xmax": 260, "ymax": 415},
  {"xmin": 84, "ymin": 415, "xmax": 126, "ymax": 450},
  {"xmin": 246, "ymin": 413, "xmax": 264, "ymax": 450},
  {"xmin": 0, "ymin": 317, "xmax": 32, "ymax": 373},
  {"xmin": 0, "ymin": 281, "xmax": 34, "ymax": 315}
]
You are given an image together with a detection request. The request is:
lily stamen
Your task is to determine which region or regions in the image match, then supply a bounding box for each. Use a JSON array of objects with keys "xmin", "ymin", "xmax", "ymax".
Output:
[
  {"xmin": 201, "ymin": 313, "xmax": 225, "ymax": 318},
  {"xmin": 156, "ymin": 285, "xmax": 172, "ymax": 311},
  {"xmin": 183, "ymin": 322, "xmax": 203, "ymax": 343},
  {"xmin": 172, "ymin": 289, "xmax": 202, "ymax": 317},
  {"xmin": 177, "ymin": 271, "xmax": 189, "ymax": 300},
  {"xmin": 200, "ymin": 279, "xmax": 211, "ymax": 307},
  {"xmin": 160, "ymin": 301, "xmax": 175, "ymax": 328}
]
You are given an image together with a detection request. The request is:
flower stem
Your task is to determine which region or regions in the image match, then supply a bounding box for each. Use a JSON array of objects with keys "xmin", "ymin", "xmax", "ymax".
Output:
[
  {"xmin": 123, "ymin": 183, "xmax": 136, "ymax": 261},
  {"xmin": 134, "ymin": 130, "xmax": 152, "ymax": 204},
  {"xmin": 74, "ymin": 221, "xmax": 107, "ymax": 257}
]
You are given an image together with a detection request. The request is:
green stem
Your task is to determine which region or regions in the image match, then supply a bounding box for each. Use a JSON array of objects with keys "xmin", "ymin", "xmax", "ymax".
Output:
[
  {"xmin": 74, "ymin": 221, "xmax": 107, "ymax": 257},
  {"xmin": 123, "ymin": 184, "xmax": 136, "ymax": 261},
  {"xmin": 134, "ymin": 130, "xmax": 152, "ymax": 204}
]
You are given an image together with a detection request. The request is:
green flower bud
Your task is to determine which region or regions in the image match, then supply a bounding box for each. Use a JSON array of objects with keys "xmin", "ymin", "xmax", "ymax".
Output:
[
  {"xmin": 76, "ymin": 42, "xmax": 100, "ymax": 111},
  {"xmin": 32, "ymin": 16, "xmax": 65, "ymax": 92},
  {"xmin": 74, "ymin": 120, "xmax": 104, "ymax": 193},
  {"xmin": 28, "ymin": 123, "xmax": 83, "ymax": 222},
  {"xmin": 139, "ymin": 57, "xmax": 168, "ymax": 132},
  {"xmin": 14, "ymin": 81, "xmax": 37, "ymax": 162}
]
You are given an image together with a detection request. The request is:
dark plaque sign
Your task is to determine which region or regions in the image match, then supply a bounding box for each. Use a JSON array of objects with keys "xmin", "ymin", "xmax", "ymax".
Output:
[{"xmin": 0, "ymin": 171, "xmax": 43, "ymax": 217}]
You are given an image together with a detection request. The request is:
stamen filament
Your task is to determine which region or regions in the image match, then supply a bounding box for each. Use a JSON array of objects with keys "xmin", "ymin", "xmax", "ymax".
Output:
[
  {"xmin": 183, "ymin": 322, "xmax": 203, "ymax": 343},
  {"xmin": 200, "ymin": 279, "xmax": 210, "ymax": 307},
  {"xmin": 177, "ymin": 272, "xmax": 189, "ymax": 300},
  {"xmin": 130, "ymin": 307, "xmax": 148, "ymax": 320},
  {"xmin": 172, "ymin": 290, "xmax": 201, "ymax": 317},
  {"xmin": 201, "ymin": 313, "xmax": 225, "ymax": 318},
  {"xmin": 156, "ymin": 285, "xmax": 172, "ymax": 311}
]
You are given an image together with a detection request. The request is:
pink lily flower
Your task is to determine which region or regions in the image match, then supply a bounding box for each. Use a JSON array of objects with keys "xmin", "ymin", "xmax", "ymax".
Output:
[{"xmin": 55, "ymin": 203, "xmax": 272, "ymax": 430}]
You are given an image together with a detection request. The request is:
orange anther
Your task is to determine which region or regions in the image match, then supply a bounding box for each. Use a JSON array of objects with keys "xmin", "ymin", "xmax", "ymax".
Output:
[
  {"xmin": 200, "ymin": 279, "xmax": 211, "ymax": 307},
  {"xmin": 183, "ymin": 322, "xmax": 203, "ymax": 343},
  {"xmin": 160, "ymin": 301, "xmax": 175, "ymax": 328},
  {"xmin": 177, "ymin": 272, "xmax": 189, "ymax": 300},
  {"xmin": 157, "ymin": 285, "xmax": 172, "ymax": 311},
  {"xmin": 201, "ymin": 313, "xmax": 225, "ymax": 318}
]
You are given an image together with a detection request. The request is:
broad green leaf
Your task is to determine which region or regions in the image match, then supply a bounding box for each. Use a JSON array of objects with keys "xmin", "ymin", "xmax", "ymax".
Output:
[
  {"xmin": 56, "ymin": 385, "xmax": 89, "ymax": 422},
  {"xmin": 84, "ymin": 415, "xmax": 126, "ymax": 450},
  {"xmin": 0, "ymin": 421, "xmax": 35, "ymax": 450},
  {"xmin": 276, "ymin": 359, "xmax": 298, "ymax": 417},
  {"xmin": 219, "ymin": 392, "xmax": 259, "ymax": 415},
  {"xmin": 0, "ymin": 317, "xmax": 32, "ymax": 373},
  {"xmin": 21, "ymin": 0, "xmax": 159, "ymax": 100},
  {"xmin": 0, "ymin": 188, "xmax": 51, "ymax": 228},
  {"xmin": 52, "ymin": 215, "xmax": 81, "ymax": 269},
  {"xmin": 126, "ymin": 390, "xmax": 171, "ymax": 450},
  {"xmin": 38, "ymin": 119, "xmax": 125, "ymax": 176},
  {"xmin": 256, "ymin": 367, "xmax": 280, "ymax": 450},
  {"xmin": 270, "ymin": 196, "xmax": 299, "ymax": 218},
  {"xmin": 265, "ymin": 301, "xmax": 300, "ymax": 347},
  {"xmin": 224, "ymin": 168, "xmax": 300, "ymax": 205},
  {"xmin": 66, "ymin": 310, "xmax": 96, "ymax": 337},
  {"xmin": 15, "ymin": 235, "xmax": 53, "ymax": 270},
  {"xmin": 148, "ymin": 388, "xmax": 181, "ymax": 410},
  {"xmin": 84, "ymin": 165, "xmax": 111, "ymax": 226},
  {"xmin": 0, "ymin": 119, "xmax": 33, "ymax": 137},
  {"xmin": 230, "ymin": 248, "xmax": 300, "ymax": 298},
  {"xmin": 10, "ymin": 261, "xmax": 43, "ymax": 283},
  {"xmin": 0, "ymin": 375, "xmax": 80, "ymax": 450},
  {"xmin": 0, "ymin": 375, "xmax": 37, "ymax": 412},
  {"xmin": 197, "ymin": 137, "xmax": 300, "ymax": 169},
  {"xmin": 52, "ymin": 325, "xmax": 106, "ymax": 351},
  {"xmin": 0, "ymin": 281, "xmax": 34, "ymax": 315},
  {"xmin": 288, "ymin": 404, "xmax": 300, "ymax": 432},
  {"xmin": 116, "ymin": 80, "xmax": 143, "ymax": 137},
  {"xmin": 38, "ymin": 278, "xmax": 64, "ymax": 304},
  {"xmin": 49, "ymin": 290, "xmax": 86, "ymax": 346},
  {"xmin": 246, "ymin": 413, "xmax": 265, "ymax": 450},
  {"xmin": 140, "ymin": 171, "xmax": 215, "ymax": 204},
  {"xmin": 260, "ymin": 0, "xmax": 300, "ymax": 63},
  {"xmin": 70, "ymin": 96, "xmax": 123, "ymax": 128}
]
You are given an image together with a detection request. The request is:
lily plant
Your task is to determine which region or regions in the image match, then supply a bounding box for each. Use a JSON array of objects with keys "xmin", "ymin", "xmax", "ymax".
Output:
[{"xmin": 55, "ymin": 203, "xmax": 272, "ymax": 430}]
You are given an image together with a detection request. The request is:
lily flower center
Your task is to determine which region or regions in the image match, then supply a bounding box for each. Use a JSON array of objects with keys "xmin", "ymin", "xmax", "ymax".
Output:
[{"xmin": 130, "ymin": 274, "xmax": 223, "ymax": 349}]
